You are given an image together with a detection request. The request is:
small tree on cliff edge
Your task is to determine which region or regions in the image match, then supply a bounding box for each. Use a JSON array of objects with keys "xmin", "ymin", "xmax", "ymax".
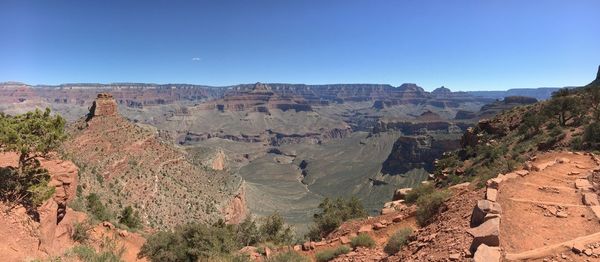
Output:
[{"xmin": 0, "ymin": 108, "xmax": 66, "ymax": 206}]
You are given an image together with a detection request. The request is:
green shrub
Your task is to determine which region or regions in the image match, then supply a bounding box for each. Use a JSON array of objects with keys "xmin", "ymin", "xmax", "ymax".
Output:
[
  {"xmin": 416, "ymin": 190, "xmax": 450, "ymax": 226},
  {"xmin": 384, "ymin": 227, "xmax": 413, "ymax": 255},
  {"xmin": 235, "ymin": 217, "xmax": 261, "ymax": 246},
  {"xmin": 584, "ymin": 122, "xmax": 600, "ymax": 148},
  {"xmin": 306, "ymin": 197, "xmax": 367, "ymax": 240},
  {"xmin": 264, "ymin": 250, "xmax": 309, "ymax": 262},
  {"xmin": 0, "ymin": 109, "xmax": 66, "ymax": 209},
  {"xmin": 404, "ymin": 183, "xmax": 435, "ymax": 204},
  {"xmin": 350, "ymin": 233, "xmax": 375, "ymax": 248},
  {"xmin": 86, "ymin": 193, "xmax": 113, "ymax": 221},
  {"xmin": 139, "ymin": 223, "xmax": 238, "ymax": 261},
  {"xmin": 27, "ymin": 178, "xmax": 55, "ymax": 206},
  {"xmin": 259, "ymin": 212, "xmax": 294, "ymax": 245},
  {"xmin": 70, "ymin": 238, "xmax": 124, "ymax": 262},
  {"xmin": 119, "ymin": 206, "xmax": 141, "ymax": 229},
  {"xmin": 72, "ymin": 221, "xmax": 92, "ymax": 243},
  {"xmin": 315, "ymin": 246, "xmax": 351, "ymax": 262}
]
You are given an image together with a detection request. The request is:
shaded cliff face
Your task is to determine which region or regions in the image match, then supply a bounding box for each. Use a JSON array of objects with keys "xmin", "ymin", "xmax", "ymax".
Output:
[
  {"xmin": 62, "ymin": 93, "xmax": 242, "ymax": 229},
  {"xmin": 381, "ymin": 135, "xmax": 461, "ymax": 175}
]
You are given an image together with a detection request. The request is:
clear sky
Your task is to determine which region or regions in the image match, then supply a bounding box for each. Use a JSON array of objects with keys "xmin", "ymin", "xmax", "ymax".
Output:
[{"xmin": 0, "ymin": 0, "xmax": 598, "ymax": 91}]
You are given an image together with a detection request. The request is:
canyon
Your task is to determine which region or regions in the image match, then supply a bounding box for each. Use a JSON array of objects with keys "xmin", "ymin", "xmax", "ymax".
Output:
[{"xmin": 0, "ymin": 81, "xmax": 550, "ymax": 232}]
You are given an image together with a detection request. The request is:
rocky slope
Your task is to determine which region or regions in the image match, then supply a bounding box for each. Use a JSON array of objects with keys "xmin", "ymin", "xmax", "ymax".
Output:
[
  {"xmin": 0, "ymin": 152, "xmax": 146, "ymax": 261},
  {"xmin": 62, "ymin": 93, "xmax": 243, "ymax": 229}
]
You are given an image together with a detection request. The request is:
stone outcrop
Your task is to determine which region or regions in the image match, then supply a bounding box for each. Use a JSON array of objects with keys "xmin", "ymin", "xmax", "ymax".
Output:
[
  {"xmin": 470, "ymin": 200, "xmax": 502, "ymax": 227},
  {"xmin": 392, "ymin": 188, "xmax": 412, "ymax": 201},
  {"xmin": 468, "ymin": 217, "xmax": 500, "ymax": 252},
  {"xmin": 381, "ymin": 135, "xmax": 461, "ymax": 175},
  {"xmin": 38, "ymin": 157, "xmax": 79, "ymax": 254},
  {"xmin": 89, "ymin": 93, "xmax": 118, "ymax": 117},
  {"xmin": 0, "ymin": 152, "xmax": 79, "ymax": 255},
  {"xmin": 474, "ymin": 244, "xmax": 501, "ymax": 262},
  {"xmin": 211, "ymin": 149, "xmax": 226, "ymax": 171},
  {"xmin": 223, "ymin": 185, "xmax": 248, "ymax": 225}
]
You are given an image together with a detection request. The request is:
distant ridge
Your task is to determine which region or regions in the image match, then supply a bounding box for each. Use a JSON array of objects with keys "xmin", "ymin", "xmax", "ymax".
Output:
[{"xmin": 467, "ymin": 87, "xmax": 562, "ymax": 101}]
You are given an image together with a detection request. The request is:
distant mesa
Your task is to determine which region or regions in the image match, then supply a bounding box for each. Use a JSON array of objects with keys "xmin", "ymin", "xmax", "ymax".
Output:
[
  {"xmin": 432, "ymin": 86, "xmax": 452, "ymax": 95},
  {"xmin": 205, "ymin": 82, "xmax": 313, "ymax": 113}
]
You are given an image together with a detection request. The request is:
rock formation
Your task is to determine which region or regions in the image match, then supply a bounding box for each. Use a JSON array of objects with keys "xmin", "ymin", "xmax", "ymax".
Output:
[
  {"xmin": 0, "ymin": 152, "xmax": 78, "ymax": 255},
  {"xmin": 207, "ymin": 83, "xmax": 313, "ymax": 113},
  {"xmin": 211, "ymin": 149, "xmax": 227, "ymax": 171},
  {"xmin": 63, "ymin": 93, "xmax": 241, "ymax": 228},
  {"xmin": 381, "ymin": 135, "xmax": 461, "ymax": 175},
  {"xmin": 89, "ymin": 93, "xmax": 118, "ymax": 117}
]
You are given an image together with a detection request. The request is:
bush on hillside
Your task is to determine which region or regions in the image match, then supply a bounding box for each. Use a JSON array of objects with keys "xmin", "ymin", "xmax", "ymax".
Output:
[
  {"xmin": 70, "ymin": 237, "xmax": 124, "ymax": 262},
  {"xmin": 384, "ymin": 227, "xmax": 413, "ymax": 255},
  {"xmin": 235, "ymin": 217, "xmax": 261, "ymax": 247},
  {"xmin": 350, "ymin": 233, "xmax": 375, "ymax": 248},
  {"xmin": 404, "ymin": 183, "xmax": 435, "ymax": 204},
  {"xmin": 139, "ymin": 223, "xmax": 238, "ymax": 261},
  {"xmin": 86, "ymin": 193, "xmax": 113, "ymax": 221},
  {"xmin": 544, "ymin": 90, "xmax": 584, "ymax": 126},
  {"xmin": 72, "ymin": 220, "xmax": 92, "ymax": 243},
  {"xmin": 584, "ymin": 122, "xmax": 600, "ymax": 149},
  {"xmin": 416, "ymin": 190, "xmax": 450, "ymax": 226},
  {"xmin": 264, "ymin": 250, "xmax": 309, "ymax": 262},
  {"xmin": 518, "ymin": 111, "xmax": 546, "ymax": 138},
  {"xmin": 139, "ymin": 212, "xmax": 296, "ymax": 262},
  {"xmin": 259, "ymin": 212, "xmax": 294, "ymax": 245},
  {"xmin": 119, "ymin": 206, "xmax": 141, "ymax": 229},
  {"xmin": 315, "ymin": 246, "xmax": 351, "ymax": 262},
  {"xmin": 306, "ymin": 197, "xmax": 368, "ymax": 240}
]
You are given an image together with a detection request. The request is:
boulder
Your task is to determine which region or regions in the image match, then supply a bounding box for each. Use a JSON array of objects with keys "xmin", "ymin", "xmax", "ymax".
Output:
[
  {"xmin": 473, "ymin": 244, "xmax": 501, "ymax": 262},
  {"xmin": 575, "ymin": 179, "xmax": 593, "ymax": 191},
  {"xmin": 582, "ymin": 193, "xmax": 600, "ymax": 206},
  {"xmin": 302, "ymin": 241, "xmax": 315, "ymax": 251},
  {"xmin": 515, "ymin": 170, "xmax": 529, "ymax": 177},
  {"xmin": 486, "ymin": 178, "xmax": 502, "ymax": 189},
  {"xmin": 449, "ymin": 253, "xmax": 461, "ymax": 261},
  {"xmin": 486, "ymin": 188, "xmax": 498, "ymax": 202},
  {"xmin": 340, "ymin": 236, "xmax": 351, "ymax": 244},
  {"xmin": 532, "ymin": 161, "xmax": 555, "ymax": 171},
  {"xmin": 393, "ymin": 188, "xmax": 413, "ymax": 201},
  {"xmin": 373, "ymin": 223, "xmax": 386, "ymax": 230},
  {"xmin": 590, "ymin": 206, "xmax": 600, "ymax": 221},
  {"xmin": 358, "ymin": 224, "xmax": 373, "ymax": 233},
  {"xmin": 380, "ymin": 207, "xmax": 395, "ymax": 215},
  {"xmin": 383, "ymin": 200, "xmax": 405, "ymax": 209},
  {"xmin": 468, "ymin": 218, "xmax": 500, "ymax": 253},
  {"xmin": 471, "ymin": 200, "xmax": 502, "ymax": 227},
  {"xmin": 392, "ymin": 215, "xmax": 404, "ymax": 223}
]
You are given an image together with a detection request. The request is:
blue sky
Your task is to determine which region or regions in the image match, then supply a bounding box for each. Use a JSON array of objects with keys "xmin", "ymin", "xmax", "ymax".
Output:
[{"xmin": 0, "ymin": 0, "xmax": 598, "ymax": 91}]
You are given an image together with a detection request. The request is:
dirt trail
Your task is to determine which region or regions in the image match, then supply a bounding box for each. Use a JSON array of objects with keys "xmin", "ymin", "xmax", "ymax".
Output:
[{"xmin": 498, "ymin": 151, "xmax": 600, "ymax": 260}]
